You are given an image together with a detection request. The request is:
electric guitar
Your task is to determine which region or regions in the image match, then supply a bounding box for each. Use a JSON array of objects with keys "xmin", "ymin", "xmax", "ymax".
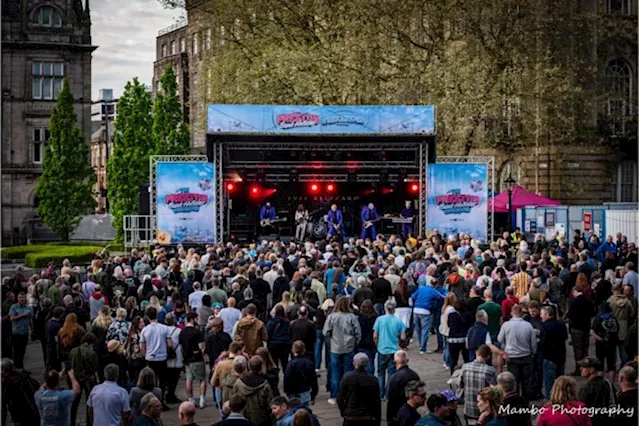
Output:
[
  {"xmin": 323, "ymin": 215, "xmax": 342, "ymax": 231},
  {"xmin": 363, "ymin": 214, "xmax": 393, "ymax": 228},
  {"xmin": 260, "ymin": 217, "xmax": 287, "ymax": 227}
]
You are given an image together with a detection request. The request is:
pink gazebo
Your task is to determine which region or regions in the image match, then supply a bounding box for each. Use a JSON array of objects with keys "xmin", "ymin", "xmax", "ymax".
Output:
[{"xmin": 488, "ymin": 185, "xmax": 561, "ymax": 213}]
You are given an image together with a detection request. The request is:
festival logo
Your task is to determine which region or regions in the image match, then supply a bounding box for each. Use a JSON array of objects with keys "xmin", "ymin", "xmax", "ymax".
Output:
[
  {"xmin": 275, "ymin": 112, "xmax": 320, "ymax": 129},
  {"xmin": 164, "ymin": 188, "xmax": 209, "ymax": 214},
  {"xmin": 322, "ymin": 110, "xmax": 367, "ymax": 127},
  {"xmin": 436, "ymin": 189, "xmax": 480, "ymax": 215}
]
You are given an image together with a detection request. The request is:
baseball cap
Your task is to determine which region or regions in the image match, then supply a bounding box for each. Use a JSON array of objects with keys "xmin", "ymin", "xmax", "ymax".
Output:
[
  {"xmin": 212, "ymin": 302, "xmax": 224, "ymax": 309},
  {"xmin": 578, "ymin": 356, "xmax": 603, "ymax": 370},
  {"xmin": 441, "ymin": 389, "xmax": 460, "ymax": 402}
]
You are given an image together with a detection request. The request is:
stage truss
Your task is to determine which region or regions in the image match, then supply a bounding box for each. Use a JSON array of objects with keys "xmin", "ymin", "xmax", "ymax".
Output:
[
  {"xmin": 212, "ymin": 138, "xmax": 431, "ymax": 239},
  {"xmin": 433, "ymin": 156, "xmax": 495, "ymax": 242}
]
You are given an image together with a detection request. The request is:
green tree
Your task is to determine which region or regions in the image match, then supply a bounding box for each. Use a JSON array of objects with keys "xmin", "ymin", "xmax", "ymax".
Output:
[
  {"xmin": 152, "ymin": 66, "xmax": 190, "ymax": 155},
  {"xmin": 107, "ymin": 78, "xmax": 154, "ymax": 242},
  {"xmin": 35, "ymin": 79, "xmax": 96, "ymax": 241}
]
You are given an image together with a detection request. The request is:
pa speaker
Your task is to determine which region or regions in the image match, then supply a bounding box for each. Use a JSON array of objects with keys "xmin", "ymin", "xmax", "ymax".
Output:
[{"xmin": 139, "ymin": 184, "xmax": 150, "ymax": 215}]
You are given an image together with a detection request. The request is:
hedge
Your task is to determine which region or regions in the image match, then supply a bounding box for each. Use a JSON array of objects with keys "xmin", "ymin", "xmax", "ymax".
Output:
[
  {"xmin": 24, "ymin": 246, "xmax": 103, "ymax": 268},
  {"xmin": 0, "ymin": 245, "xmax": 54, "ymax": 260}
]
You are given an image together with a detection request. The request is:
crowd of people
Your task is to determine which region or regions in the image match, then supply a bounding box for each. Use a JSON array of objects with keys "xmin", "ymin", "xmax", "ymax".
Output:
[{"xmin": 0, "ymin": 228, "xmax": 639, "ymax": 426}]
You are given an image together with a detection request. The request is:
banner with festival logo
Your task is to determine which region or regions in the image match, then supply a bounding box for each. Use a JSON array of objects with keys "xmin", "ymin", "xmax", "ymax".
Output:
[
  {"xmin": 156, "ymin": 162, "xmax": 216, "ymax": 245},
  {"xmin": 427, "ymin": 163, "xmax": 488, "ymax": 241}
]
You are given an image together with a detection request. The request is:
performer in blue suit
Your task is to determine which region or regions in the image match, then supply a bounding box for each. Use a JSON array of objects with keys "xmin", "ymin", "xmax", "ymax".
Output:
[
  {"xmin": 259, "ymin": 202, "xmax": 277, "ymax": 235},
  {"xmin": 326, "ymin": 204, "xmax": 345, "ymax": 238},
  {"xmin": 400, "ymin": 200, "xmax": 415, "ymax": 238},
  {"xmin": 360, "ymin": 202, "xmax": 379, "ymax": 240}
]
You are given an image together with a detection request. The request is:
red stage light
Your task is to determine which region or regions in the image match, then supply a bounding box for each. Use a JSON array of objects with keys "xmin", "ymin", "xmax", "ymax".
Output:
[
  {"xmin": 250, "ymin": 185, "xmax": 260, "ymax": 195},
  {"xmin": 310, "ymin": 183, "xmax": 319, "ymax": 192},
  {"xmin": 410, "ymin": 183, "xmax": 419, "ymax": 193},
  {"xmin": 226, "ymin": 183, "xmax": 235, "ymax": 192},
  {"xmin": 326, "ymin": 183, "xmax": 335, "ymax": 192}
]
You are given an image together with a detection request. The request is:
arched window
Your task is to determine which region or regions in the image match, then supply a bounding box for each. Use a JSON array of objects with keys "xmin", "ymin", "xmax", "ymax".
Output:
[
  {"xmin": 499, "ymin": 160, "xmax": 521, "ymax": 193},
  {"xmin": 612, "ymin": 160, "xmax": 638, "ymax": 202},
  {"xmin": 606, "ymin": 58, "xmax": 633, "ymax": 136},
  {"xmin": 33, "ymin": 6, "xmax": 63, "ymax": 28}
]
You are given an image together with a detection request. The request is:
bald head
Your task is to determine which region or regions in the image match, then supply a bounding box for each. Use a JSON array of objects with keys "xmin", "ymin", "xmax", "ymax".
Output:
[
  {"xmin": 178, "ymin": 402, "xmax": 196, "ymax": 424},
  {"xmin": 227, "ymin": 297, "xmax": 236, "ymax": 307},
  {"xmin": 483, "ymin": 288, "xmax": 493, "ymax": 300}
]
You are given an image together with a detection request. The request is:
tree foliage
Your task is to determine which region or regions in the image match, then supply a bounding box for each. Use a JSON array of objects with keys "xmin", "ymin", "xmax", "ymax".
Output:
[
  {"xmin": 35, "ymin": 79, "xmax": 96, "ymax": 241},
  {"xmin": 107, "ymin": 78, "xmax": 154, "ymax": 242},
  {"xmin": 164, "ymin": 0, "xmax": 606, "ymax": 155},
  {"xmin": 152, "ymin": 66, "xmax": 191, "ymax": 155}
]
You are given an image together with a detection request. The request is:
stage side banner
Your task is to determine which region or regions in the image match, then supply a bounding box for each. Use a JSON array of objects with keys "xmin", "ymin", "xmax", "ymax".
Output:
[
  {"xmin": 427, "ymin": 163, "xmax": 488, "ymax": 241},
  {"xmin": 207, "ymin": 104, "xmax": 435, "ymax": 135},
  {"xmin": 156, "ymin": 162, "xmax": 216, "ymax": 245}
]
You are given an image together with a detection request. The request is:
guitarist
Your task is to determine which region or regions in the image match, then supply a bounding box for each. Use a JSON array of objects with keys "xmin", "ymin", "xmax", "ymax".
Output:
[
  {"xmin": 326, "ymin": 204, "xmax": 345, "ymax": 239},
  {"xmin": 360, "ymin": 202, "xmax": 379, "ymax": 240},
  {"xmin": 259, "ymin": 201, "xmax": 277, "ymax": 235},
  {"xmin": 294, "ymin": 204, "xmax": 309, "ymax": 241}
]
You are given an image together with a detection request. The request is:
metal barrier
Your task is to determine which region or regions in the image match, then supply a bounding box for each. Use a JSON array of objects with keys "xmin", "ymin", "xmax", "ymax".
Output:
[{"xmin": 124, "ymin": 215, "xmax": 154, "ymax": 248}]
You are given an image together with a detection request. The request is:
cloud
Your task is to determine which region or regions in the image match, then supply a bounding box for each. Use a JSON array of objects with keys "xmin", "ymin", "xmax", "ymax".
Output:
[{"xmin": 91, "ymin": 0, "xmax": 182, "ymax": 99}]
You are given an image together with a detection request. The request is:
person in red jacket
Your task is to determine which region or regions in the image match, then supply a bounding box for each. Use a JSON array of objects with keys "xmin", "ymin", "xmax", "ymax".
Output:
[
  {"xmin": 501, "ymin": 287, "xmax": 520, "ymax": 322},
  {"xmin": 536, "ymin": 375, "xmax": 592, "ymax": 426}
]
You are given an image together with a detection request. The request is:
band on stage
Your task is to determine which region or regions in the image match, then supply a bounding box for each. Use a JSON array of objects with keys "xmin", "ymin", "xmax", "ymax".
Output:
[{"xmin": 258, "ymin": 201, "xmax": 415, "ymax": 241}]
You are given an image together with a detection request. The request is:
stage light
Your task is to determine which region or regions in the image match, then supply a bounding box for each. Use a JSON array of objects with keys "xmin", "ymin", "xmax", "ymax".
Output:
[
  {"xmin": 310, "ymin": 183, "xmax": 319, "ymax": 193},
  {"xmin": 226, "ymin": 183, "xmax": 235, "ymax": 192},
  {"xmin": 250, "ymin": 185, "xmax": 260, "ymax": 195},
  {"xmin": 326, "ymin": 183, "xmax": 335, "ymax": 192},
  {"xmin": 410, "ymin": 183, "xmax": 419, "ymax": 193}
]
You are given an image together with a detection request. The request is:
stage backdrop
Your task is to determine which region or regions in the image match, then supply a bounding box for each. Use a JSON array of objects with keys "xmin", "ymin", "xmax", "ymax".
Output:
[
  {"xmin": 156, "ymin": 162, "xmax": 216, "ymax": 245},
  {"xmin": 427, "ymin": 163, "xmax": 488, "ymax": 241}
]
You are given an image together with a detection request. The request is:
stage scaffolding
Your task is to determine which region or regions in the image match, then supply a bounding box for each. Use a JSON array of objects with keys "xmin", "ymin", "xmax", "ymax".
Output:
[{"xmin": 433, "ymin": 156, "xmax": 496, "ymax": 242}]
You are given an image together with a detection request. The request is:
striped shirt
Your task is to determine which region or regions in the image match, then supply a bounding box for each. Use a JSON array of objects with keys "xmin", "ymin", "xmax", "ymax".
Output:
[{"xmin": 512, "ymin": 271, "xmax": 531, "ymax": 298}]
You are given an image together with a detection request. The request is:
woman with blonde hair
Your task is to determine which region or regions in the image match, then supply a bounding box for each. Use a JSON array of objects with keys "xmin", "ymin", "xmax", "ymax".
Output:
[
  {"xmin": 106, "ymin": 307, "xmax": 131, "ymax": 345},
  {"xmin": 536, "ymin": 376, "xmax": 592, "ymax": 426},
  {"xmin": 440, "ymin": 292, "xmax": 457, "ymax": 369},
  {"xmin": 476, "ymin": 386, "xmax": 506, "ymax": 425},
  {"xmin": 270, "ymin": 291, "xmax": 291, "ymax": 318},
  {"xmin": 91, "ymin": 305, "xmax": 112, "ymax": 345}
]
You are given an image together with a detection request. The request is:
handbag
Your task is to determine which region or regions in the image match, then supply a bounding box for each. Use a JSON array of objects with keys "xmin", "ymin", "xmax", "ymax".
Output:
[{"xmin": 166, "ymin": 328, "xmax": 178, "ymax": 360}]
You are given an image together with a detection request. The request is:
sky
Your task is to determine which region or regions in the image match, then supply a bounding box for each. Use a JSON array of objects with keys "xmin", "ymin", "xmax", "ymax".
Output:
[{"xmin": 91, "ymin": 0, "xmax": 181, "ymax": 99}]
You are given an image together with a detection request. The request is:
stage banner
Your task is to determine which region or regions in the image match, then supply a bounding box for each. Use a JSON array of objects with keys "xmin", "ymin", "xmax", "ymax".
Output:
[
  {"xmin": 156, "ymin": 162, "xmax": 216, "ymax": 245},
  {"xmin": 207, "ymin": 104, "xmax": 435, "ymax": 135},
  {"xmin": 427, "ymin": 163, "xmax": 488, "ymax": 241}
]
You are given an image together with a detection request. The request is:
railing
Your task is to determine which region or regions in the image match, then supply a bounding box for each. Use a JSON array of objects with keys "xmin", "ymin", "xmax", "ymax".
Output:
[
  {"xmin": 123, "ymin": 215, "xmax": 155, "ymax": 248},
  {"xmin": 158, "ymin": 18, "xmax": 188, "ymax": 36}
]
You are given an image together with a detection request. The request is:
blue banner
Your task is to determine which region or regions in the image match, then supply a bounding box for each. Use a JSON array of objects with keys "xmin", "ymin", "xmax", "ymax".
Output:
[
  {"xmin": 427, "ymin": 164, "xmax": 488, "ymax": 241},
  {"xmin": 156, "ymin": 162, "xmax": 216, "ymax": 245},
  {"xmin": 207, "ymin": 104, "xmax": 435, "ymax": 135}
]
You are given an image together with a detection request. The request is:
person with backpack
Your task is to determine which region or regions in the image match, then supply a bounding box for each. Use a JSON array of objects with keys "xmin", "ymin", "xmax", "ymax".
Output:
[{"xmin": 591, "ymin": 302, "xmax": 619, "ymax": 383}]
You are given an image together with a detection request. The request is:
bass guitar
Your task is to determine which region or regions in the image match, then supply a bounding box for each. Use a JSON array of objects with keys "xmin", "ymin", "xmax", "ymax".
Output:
[{"xmin": 260, "ymin": 217, "xmax": 288, "ymax": 227}]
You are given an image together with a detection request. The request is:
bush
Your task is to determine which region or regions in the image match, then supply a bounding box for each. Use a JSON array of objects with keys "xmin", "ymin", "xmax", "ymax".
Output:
[
  {"xmin": 1, "ymin": 245, "xmax": 53, "ymax": 260},
  {"xmin": 24, "ymin": 246, "xmax": 104, "ymax": 268}
]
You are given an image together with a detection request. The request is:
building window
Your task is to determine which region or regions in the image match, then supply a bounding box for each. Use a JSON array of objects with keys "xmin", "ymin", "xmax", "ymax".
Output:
[
  {"xmin": 33, "ymin": 128, "xmax": 49, "ymax": 164},
  {"xmin": 605, "ymin": 58, "xmax": 633, "ymax": 136},
  {"xmin": 612, "ymin": 160, "xmax": 638, "ymax": 202},
  {"xmin": 170, "ymin": 41, "xmax": 176, "ymax": 55},
  {"xmin": 32, "ymin": 61, "xmax": 64, "ymax": 100},
  {"xmin": 162, "ymin": 44, "xmax": 167, "ymax": 57},
  {"xmin": 206, "ymin": 28, "xmax": 212, "ymax": 50},
  {"xmin": 499, "ymin": 160, "xmax": 521, "ymax": 193},
  {"xmin": 180, "ymin": 38, "xmax": 185, "ymax": 52},
  {"xmin": 607, "ymin": 0, "xmax": 632, "ymax": 14},
  {"xmin": 34, "ymin": 6, "xmax": 63, "ymax": 27},
  {"xmin": 193, "ymin": 33, "xmax": 199, "ymax": 55}
]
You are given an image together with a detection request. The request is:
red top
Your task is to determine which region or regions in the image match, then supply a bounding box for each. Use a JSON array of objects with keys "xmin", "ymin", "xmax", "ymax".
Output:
[
  {"xmin": 535, "ymin": 401, "xmax": 592, "ymax": 426},
  {"xmin": 501, "ymin": 296, "xmax": 520, "ymax": 321}
]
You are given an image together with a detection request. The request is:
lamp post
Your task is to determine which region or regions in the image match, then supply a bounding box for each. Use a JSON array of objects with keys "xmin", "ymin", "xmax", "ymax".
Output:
[{"xmin": 505, "ymin": 172, "xmax": 517, "ymax": 232}]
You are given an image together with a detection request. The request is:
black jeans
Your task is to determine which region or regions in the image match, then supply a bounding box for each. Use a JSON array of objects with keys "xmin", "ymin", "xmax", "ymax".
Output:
[
  {"xmin": 166, "ymin": 367, "xmax": 182, "ymax": 399},
  {"xmin": 448, "ymin": 341, "xmax": 469, "ymax": 375},
  {"xmin": 147, "ymin": 360, "xmax": 168, "ymax": 401},
  {"xmin": 506, "ymin": 355, "xmax": 533, "ymax": 401},
  {"xmin": 532, "ymin": 352, "xmax": 543, "ymax": 398},
  {"xmin": 268, "ymin": 342, "xmax": 290, "ymax": 371},
  {"xmin": 11, "ymin": 334, "xmax": 28, "ymax": 369},
  {"xmin": 70, "ymin": 378, "xmax": 95, "ymax": 426},
  {"xmin": 570, "ymin": 329, "xmax": 589, "ymax": 369}
]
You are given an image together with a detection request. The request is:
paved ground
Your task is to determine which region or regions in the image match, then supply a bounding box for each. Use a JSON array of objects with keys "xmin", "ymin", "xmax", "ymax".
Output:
[{"xmin": 8, "ymin": 332, "xmax": 587, "ymax": 426}]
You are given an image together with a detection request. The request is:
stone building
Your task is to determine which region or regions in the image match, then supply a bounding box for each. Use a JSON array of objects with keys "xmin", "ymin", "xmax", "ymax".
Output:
[
  {"xmin": 161, "ymin": 0, "xmax": 637, "ymax": 205},
  {"xmin": 1, "ymin": 0, "xmax": 95, "ymax": 245},
  {"xmin": 90, "ymin": 88, "xmax": 116, "ymax": 212}
]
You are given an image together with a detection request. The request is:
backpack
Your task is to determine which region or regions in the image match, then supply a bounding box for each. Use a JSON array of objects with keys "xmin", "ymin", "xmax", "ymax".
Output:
[{"xmin": 600, "ymin": 313, "xmax": 618, "ymax": 342}]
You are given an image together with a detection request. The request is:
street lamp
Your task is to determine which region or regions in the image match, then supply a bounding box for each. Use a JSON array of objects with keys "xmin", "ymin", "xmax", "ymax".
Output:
[{"xmin": 505, "ymin": 172, "xmax": 517, "ymax": 232}]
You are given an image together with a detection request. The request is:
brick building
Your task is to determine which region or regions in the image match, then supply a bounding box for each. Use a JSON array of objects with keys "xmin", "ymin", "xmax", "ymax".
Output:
[{"xmin": 1, "ymin": 0, "xmax": 96, "ymax": 245}]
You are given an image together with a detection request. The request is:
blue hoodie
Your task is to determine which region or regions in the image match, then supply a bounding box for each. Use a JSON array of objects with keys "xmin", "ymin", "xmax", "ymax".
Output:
[
  {"xmin": 411, "ymin": 285, "xmax": 445, "ymax": 312},
  {"xmin": 276, "ymin": 405, "xmax": 321, "ymax": 426},
  {"xmin": 596, "ymin": 241, "xmax": 617, "ymax": 261}
]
